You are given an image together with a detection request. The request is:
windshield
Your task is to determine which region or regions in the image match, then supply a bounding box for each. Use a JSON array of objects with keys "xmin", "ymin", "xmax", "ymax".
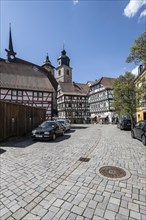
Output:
[
  {"xmin": 57, "ymin": 121, "xmax": 64, "ymax": 124},
  {"xmin": 40, "ymin": 121, "xmax": 56, "ymax": 128}
]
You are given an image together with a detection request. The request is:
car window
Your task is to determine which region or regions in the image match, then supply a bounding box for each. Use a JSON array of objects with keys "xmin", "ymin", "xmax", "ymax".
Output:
[
  {"xmin": 40, "ymin": 121, "xmax": 51, "ymax": 128},
  {"xmin": 124, "ymin": 120, "xmax": 131, "ymax": 123},
  {"xmin": 58, "ymin": 121, "xmax": 65, "ymax": 124},
  {"xmin": 140, "ymin": 121, "xmax": 145, "ymax": 129},
  {"xmin": 40, "ymin": 121, "xmax": 56, "ymax": 128},
  {"xmin": 135, "ymin": 122, "xmax": 140, "ymax": 128}
]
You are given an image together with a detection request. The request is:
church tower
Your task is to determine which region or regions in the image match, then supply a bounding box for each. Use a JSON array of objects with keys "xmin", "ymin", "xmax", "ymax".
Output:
[
  {"xmin": 56, "ymin": 47, "xmax": 72, "ymax": 83},
  {"xmin": 5, "ymin": 24, "xmax": 16, "ymax": 62},
  {"xmin": 42, "ymin": 53, "xmax": 55, "ymax": 76}
]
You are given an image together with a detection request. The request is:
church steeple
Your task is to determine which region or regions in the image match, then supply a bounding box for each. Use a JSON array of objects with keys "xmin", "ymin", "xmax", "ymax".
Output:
[
  {"xmin": 43, "ymin": 53, "xmax": 52, "ymax": 65},
  {"xmin": 56, "ymin": 46, "xmax": 72, "ymax": 83},
  {"xmin": 57, "ymin": 45, "xmax": 70, "ymax": 67},
  {"xmin": 42, "ymin": 53, "xmax": 55, "ymax": 76},
  {"xmin": 5, "ymin": 24, "xmax": 16, "ymax": 62}
]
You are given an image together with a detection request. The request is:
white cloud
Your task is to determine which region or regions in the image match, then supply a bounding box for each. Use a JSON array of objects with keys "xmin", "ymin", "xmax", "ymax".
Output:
[
  {"xmin": 131, "ymin": 66, "xmax": 139, "ymax": 76},
  {"xmin": 124, "ymin": 0, "xmax": 146, "ymax": 18},
  {"xmin": 73, "ymin": 0, "xmax": 79, "ymax": 5},
  {"xmin": 139, "ymin": 9, "xmax": 146, "ymax": 18}
]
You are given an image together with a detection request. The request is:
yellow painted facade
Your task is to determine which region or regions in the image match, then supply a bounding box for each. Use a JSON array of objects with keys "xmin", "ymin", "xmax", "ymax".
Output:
[{"xmin": 135, "ymin": 67, "xmax": 146, "ymax": 122}]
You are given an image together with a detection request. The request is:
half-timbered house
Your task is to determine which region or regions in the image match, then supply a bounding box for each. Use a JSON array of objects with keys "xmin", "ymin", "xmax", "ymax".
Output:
[
  {"xmin": 57, "ymin": 82, "xmax": 90, "ymax": 123},
  {"xmin": 0, "ymin": 26, "xmax": 57, "ymax": 119},
  {"xmin": 88, "ymin": 77, "xmax": 115, "ymax": 123}
]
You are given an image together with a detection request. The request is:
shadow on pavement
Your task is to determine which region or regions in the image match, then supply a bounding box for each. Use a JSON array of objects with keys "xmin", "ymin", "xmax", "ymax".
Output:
[
  {"xmin": 35, "ymin": 134, "xmax": 71, "ymax": 143},
  {"xmin": 0, "ymin": 135, "xmax": 36, "ymax": 148},
  {"xmin": 66, "ymin": 129, "xmax": 75, "ymax": 133},
  {"xmin": 71, "ymin": 126, "xmax": 88, "ymax": 129},
  {"xmin": 0, "ymin": 148, "xmax": 6, "ymax": 154}
]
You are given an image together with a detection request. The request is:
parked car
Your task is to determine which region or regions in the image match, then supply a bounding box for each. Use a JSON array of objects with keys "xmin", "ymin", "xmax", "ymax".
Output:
[
  {"xmin": 32, "ymin": 120, "xmax": 64, "ymax": 141},
  {"xmin": 117, "ymin": 119, "xmax": 131, "ymax": 130},
  {"xmin": 131, "ymin": 120, "xmax": 146, "ymax": 146},
  {"xmin": 56, "ymin": 119, "xmax": 71, "ymax": 132}
]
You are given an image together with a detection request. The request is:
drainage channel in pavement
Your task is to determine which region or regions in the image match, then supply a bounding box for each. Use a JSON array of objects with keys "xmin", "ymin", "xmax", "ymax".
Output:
[{"xmin": 78, "ymin": 157, "xmax": 90, "ymax": 162}]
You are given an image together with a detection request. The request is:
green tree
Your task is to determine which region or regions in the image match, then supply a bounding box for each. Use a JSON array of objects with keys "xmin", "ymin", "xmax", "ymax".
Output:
[
  {"xmin": 126, "ymin": 30, "xmax": 146, "ymax": 66},
  {"xmin": 112, "ymin": 72, "xmax": 139, "ymax": 125}
]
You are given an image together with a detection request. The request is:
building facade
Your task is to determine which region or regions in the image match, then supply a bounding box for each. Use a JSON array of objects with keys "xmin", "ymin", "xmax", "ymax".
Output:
[
  {"xmin": 135, "ymin": 65, "xmax": 146, "ymax": 121},
  {"xmin": 0, "ymin": 26, "xmax": 57, "ymax": 119},
  {"xmin": 88, "ymin": 77, "xmax": 115, "ymax": 123},
  {"xmin": 56, "ymin": 49, "xmax": 90, "ymax": 123},
  {"xmin": 57, "ymin": 82, "xmax": 90, "ymax": 123}
]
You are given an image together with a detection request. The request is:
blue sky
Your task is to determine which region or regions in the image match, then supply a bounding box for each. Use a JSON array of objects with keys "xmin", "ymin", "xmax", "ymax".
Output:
[{"xmin": 1, "ymin": 0, "xmax": 146, "ymax": 83}]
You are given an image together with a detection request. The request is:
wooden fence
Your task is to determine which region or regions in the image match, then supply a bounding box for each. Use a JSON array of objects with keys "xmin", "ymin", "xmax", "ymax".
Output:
[{"xmin": 0, "ymin": 101, "xmax": 46, "ymax": 141}]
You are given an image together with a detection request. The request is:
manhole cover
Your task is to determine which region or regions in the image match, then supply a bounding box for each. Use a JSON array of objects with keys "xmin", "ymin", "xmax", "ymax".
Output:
[
  {"xmin": 96, "ymin": 165, "xmax": 131, "ymax": 180},
  {"xmin": 79, "ymin": 157, "xmax": 90, "ymax": 162},
  {"xmin": 99, "ymin": 166, "xmax": 126, "ymax": 178}
]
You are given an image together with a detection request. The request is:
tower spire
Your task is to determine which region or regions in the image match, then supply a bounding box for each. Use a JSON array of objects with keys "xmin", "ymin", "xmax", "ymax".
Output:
[
  {"xmin": 5, "ymin": 23, "xmax": 16, "ymax": 61},
  {"xmin": 63, "ymin": 41, "xmax": 65, "ymax": 50},
  {"xmin": 9, "ymin": 23, "xmax": 15, "ymax": 53},
  {"xmin": 44, "ymin": 52, "xmax": 51, "ymax": 65}
]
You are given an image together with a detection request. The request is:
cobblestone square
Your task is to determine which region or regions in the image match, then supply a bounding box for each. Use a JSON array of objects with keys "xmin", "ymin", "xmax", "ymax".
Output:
[{"xmin": 0, "ymin": 124, "xmax": 146, "ymax": 219}]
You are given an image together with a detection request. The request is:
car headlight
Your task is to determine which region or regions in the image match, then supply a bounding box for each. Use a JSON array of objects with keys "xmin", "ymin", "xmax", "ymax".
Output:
[
  {"xmin": 32, "ymin": 130, "xmax": 36, "ymax": 135},
  {"xmin": 44, "ymin": 131, "xmax": 50, "ymax": 135}
]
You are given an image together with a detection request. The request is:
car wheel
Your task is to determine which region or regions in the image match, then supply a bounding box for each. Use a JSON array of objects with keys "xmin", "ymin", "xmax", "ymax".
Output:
[
  {"xmin": 131, "ymin": 131, "xmax": 135, "ymax": 139},
  {"xmin": 120, "ymin": 125, "xmax": 123, "ymax": 130},
  {"xmin": 52, "ymin": 133, "xmax": 56, "ymax": 141},
  {"xmin": 142, "ymin": 135, "xmax": 146, "ymax": 146}
]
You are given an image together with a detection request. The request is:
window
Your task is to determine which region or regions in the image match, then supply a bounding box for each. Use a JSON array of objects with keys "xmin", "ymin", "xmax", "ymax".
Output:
[
  {"xmin": 18, "ymin": 91, "xmax": 23, "ymax": 96},
  {"xmin": 12, "ymin": 90, "xmax": 17, "ymax": 96},
  {"xmin": 38, "ymin": 92, "xmax": 43, "ymax": 98},
  {"xmin": 33, "ymin": 92, "xmax": 37, "ymax": 97},
  {"xmin": 58, "ymin": 70, "xmax": 61, "ymax": 76},
  {"xmin": 66, "ymin": 70, "xmax": 69, "ymax": 75},
  {"xmin": 33, "ymin": 92, "xmax": 43, "ymax": 98}
]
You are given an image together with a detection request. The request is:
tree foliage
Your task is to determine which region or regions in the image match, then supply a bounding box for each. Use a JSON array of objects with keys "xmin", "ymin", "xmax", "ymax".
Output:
[
  {"xmin": 126, "ymin": 30, "xmax": 146, "ymax": 66},
  {"xmin": 112, "ymin": 72, "xmax": 139, "ymax": 120}
]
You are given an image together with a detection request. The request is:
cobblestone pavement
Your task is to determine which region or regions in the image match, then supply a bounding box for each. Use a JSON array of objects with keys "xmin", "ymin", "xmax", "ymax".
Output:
[{"xmin": 0, "ymin": 124, "xmax": 146, "ymax": 220}]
